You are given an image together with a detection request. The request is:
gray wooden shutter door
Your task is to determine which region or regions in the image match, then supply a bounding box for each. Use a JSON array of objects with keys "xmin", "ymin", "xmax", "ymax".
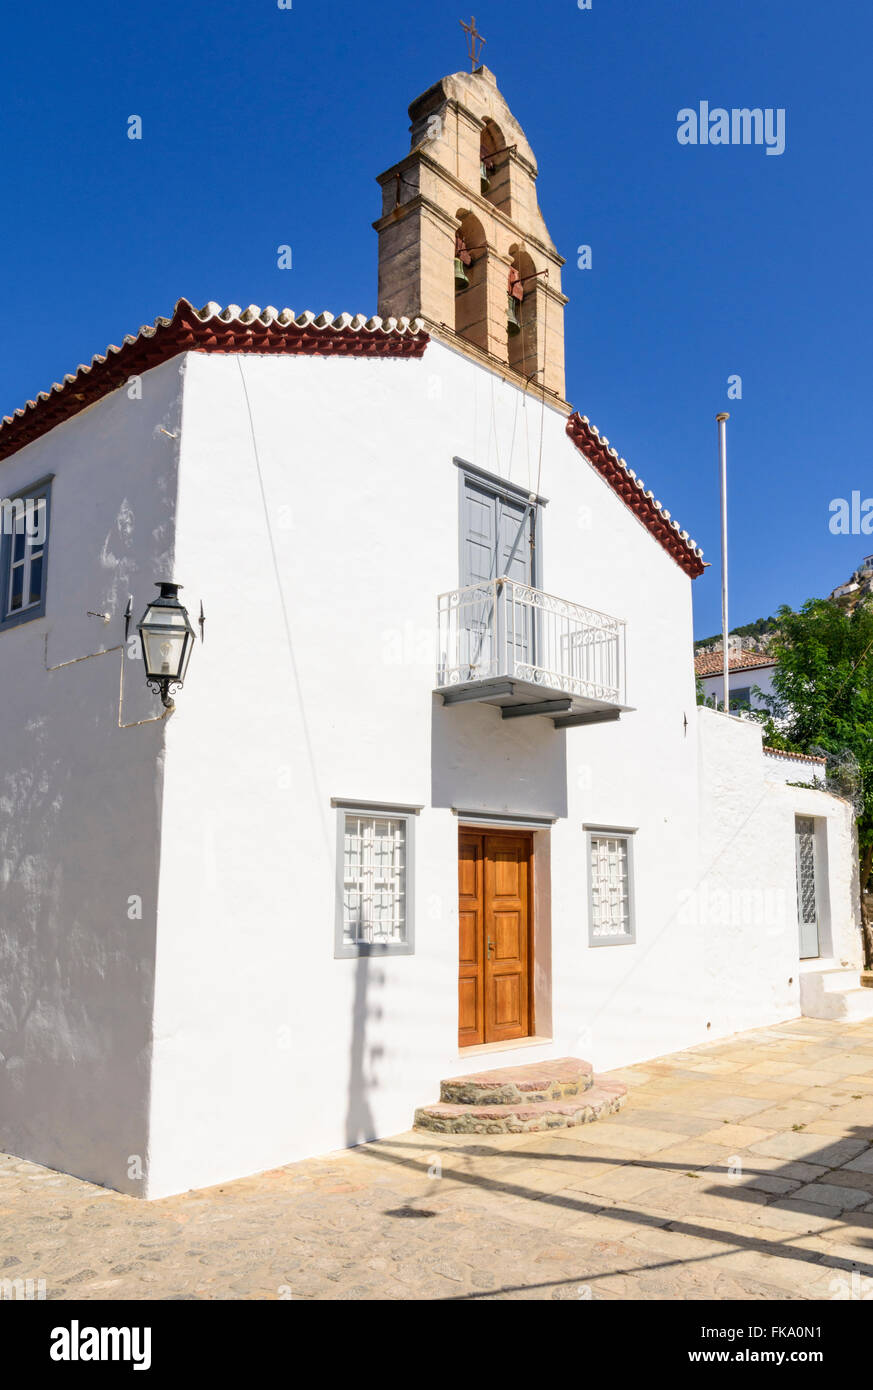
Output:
[
  {"xmin": 462, "ymin": 481, "xmax": 498, "ymax": 677},
  {"xmin": 461, "ymin": 478, "xmax": 535, "ymax": 679},
  {"xmin": 498, "ymin": 493, "xmax": 533, "ymax": 672}
]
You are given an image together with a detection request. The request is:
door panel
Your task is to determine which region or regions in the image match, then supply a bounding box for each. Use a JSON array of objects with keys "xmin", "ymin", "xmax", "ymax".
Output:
[
  {"xmin": 493, "ymin": 974, "xmax": 522, "ymax": 1033},
  {"xmin": 458, "ymin": 831, "xmax": 532, "ymax": 1047},
  {"xmin": 498, "ymin": 493, "xmax": 534, "ymax": 672},
  {"xmin": 494, "ymin": 910, "xmax": 521, "ymax": 958},
  {"xmin": 463, "ymin": 483, "xmax": 499, "ymax": 587},
  {"xmin": 484, "ymin": 835, "xmax": 530, "ymax": 1043},
  {"xmin": 460, "ymin": 483, "xmax": 499, "ymax": 679},
  {"xmin": 498, "ymin": 495, "xmax": 532, "ymax": 584},
  {"xmin": 458, "ymin": 835, "xmax": 485, "ymax": 1047}
]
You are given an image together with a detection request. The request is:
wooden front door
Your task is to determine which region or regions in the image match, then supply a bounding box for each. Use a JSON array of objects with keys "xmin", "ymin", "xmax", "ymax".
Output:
[{"xmin": 458, "ymin": 831, "xmax": 532, "ymax": 1047}]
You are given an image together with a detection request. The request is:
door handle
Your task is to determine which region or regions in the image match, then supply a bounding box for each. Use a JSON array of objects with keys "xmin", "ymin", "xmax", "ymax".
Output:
[{"xmin": 487, "ymin": 937, "xmax": 495, "ymax": 959}]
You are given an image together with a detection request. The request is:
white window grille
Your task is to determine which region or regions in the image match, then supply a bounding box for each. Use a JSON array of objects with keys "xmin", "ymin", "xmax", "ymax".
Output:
[
  {"xmin": 795, "ymin": 816, "xmax": 817, "ymax": 927},
  {"xmin": 588, "ymin": 831, "xmax": 635, "ymax": 944},
  {"xmin": 336, "ymin": 809, "xmax": 415, "ymax": 955}
]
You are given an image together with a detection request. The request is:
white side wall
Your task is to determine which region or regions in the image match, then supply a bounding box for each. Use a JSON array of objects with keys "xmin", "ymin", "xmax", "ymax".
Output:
[
  {"xmin": 762, "ymin": 750, "xmax": 825, "ymax": 787},
  {"xmin": 697, "ymin": 706, "xmax": 860, "ymax": 1037},
  {"xmin": 0, "ymin": 357, "xmax": 183, "ymax": 1194}
]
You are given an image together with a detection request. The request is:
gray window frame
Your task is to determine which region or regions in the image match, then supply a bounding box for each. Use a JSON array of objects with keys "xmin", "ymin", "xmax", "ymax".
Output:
[
  {"xmin": 333, "ymin": 799, "xmax": 419, "ymax": 958},
  {"xmin": 585, "ymin": 825, "xmax": 637, "ymax": 947},
  {"xmin": 0, "ymin": 474, "xmax": 53, "ymax": 632}
]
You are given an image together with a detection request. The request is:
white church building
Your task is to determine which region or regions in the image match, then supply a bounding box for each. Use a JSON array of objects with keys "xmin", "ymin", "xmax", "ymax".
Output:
[{"xmin": 0, "ymin": 65, "xmax": 866, "ymax": 1199}]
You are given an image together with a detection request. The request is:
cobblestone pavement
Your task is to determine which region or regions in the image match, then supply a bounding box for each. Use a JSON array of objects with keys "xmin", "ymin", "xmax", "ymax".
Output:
[{"xmin": 5, "ymin": 1017, "xmax": 873, "ymax": 1300}]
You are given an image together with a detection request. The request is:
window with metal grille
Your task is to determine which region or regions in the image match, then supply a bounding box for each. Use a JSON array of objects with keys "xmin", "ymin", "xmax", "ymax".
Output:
[
  {"xmin": 334, "ymin": 804, "xmax": 416, "ymax": 957},
  {"xmin": 0, "ymin": 480, "xmax": 51, "ymax": 630},
  {"xmin": 587, "ymin": 830, "xmax": 635, "ymax": 945}
]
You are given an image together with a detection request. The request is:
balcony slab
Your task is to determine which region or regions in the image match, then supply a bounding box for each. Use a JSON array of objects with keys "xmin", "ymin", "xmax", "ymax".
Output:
[{"xmin": 437, "ymin": 676, "xmax": 632, "ymax": 726}]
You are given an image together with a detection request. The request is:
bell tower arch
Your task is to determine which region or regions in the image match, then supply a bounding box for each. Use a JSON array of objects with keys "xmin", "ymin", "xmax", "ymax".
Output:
[{"xmin": 374, "ymin": 65, "xmax": 568, "ymax": 403}]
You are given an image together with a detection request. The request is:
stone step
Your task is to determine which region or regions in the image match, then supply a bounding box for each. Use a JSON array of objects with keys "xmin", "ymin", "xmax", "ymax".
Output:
[
  {"xmin": 801, "ymin": 969, "xmax": 873, "ymax": 1022},
  {"xmin": 439, "ymin": 1056, "xmax": 594, "ymax": 1107},
  {"xmin": 835, "ymin": 989, "xmax": 873, "ymax": 1022},
  {"xmin": 415, "ymin": 1080, "xmax": 627, "ymax": 1135},
  {"xmin": 820, "ymin": 969, "xmax": 863, "ymax": 993}
]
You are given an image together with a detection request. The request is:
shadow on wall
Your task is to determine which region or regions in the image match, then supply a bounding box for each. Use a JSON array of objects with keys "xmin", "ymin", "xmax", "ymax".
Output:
[
  {"xmin": 431, "ymin": 696, "xmax": 568, "ymax": 819},
  {"xmin": 345, "ymin": 954, "xmax": 384, "ymax": 1148},
  {"xmin": 0, "ymin": 690, "xmax": 158, "ymax": 1197}
]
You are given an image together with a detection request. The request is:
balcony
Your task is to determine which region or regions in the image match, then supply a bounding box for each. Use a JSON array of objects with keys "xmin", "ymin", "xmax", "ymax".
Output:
[{"xmin": 436, "ymin": 578, "xmax": 629, "ymax": 727}]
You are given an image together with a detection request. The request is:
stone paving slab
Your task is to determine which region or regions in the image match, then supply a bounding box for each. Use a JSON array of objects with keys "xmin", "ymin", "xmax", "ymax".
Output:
[{"xmin": 3, "ymin": 1016, "xmax": 873, "ymax": 1299}]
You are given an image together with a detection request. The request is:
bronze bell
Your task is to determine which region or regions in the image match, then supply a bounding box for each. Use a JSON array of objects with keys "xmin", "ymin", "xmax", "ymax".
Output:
[
  {"xmin": 454, "ymin": 257, "xmax": 470, "ymax": 292},
  {"xmin": 507, "ymin": 293, "xmax": 521, "ymax": 335}
]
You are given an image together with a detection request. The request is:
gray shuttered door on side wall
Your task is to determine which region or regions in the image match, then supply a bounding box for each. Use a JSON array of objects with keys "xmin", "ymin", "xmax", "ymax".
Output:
[{"xmin": 461, "ymin": 477, "xmax": 534, "ymax": 678}]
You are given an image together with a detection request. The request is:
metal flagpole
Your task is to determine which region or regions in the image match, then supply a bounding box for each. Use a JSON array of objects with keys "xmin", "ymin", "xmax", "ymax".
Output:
[{"xmin": 716, "ymin": 412, "xmax": 730, "ymax": 713}]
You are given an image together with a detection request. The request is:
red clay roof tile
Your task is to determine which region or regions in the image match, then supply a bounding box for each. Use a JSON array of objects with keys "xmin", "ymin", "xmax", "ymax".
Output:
[
  {"xmin": 694, "ymin": 650, "xmax": 777, "ymax": 677},
  {"xmin": 0, "ymin": 299, "xmax": 429, "ymax": 464},
  {"xmin": 565, "ymin": 412, "xmax": 704, "ymax": 578}
]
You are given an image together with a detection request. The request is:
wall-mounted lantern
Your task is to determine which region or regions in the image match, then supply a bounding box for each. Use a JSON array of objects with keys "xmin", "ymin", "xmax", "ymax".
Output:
[{"xmin": 137, "ymin": 581, "xmax": 196, "ymax": 708}]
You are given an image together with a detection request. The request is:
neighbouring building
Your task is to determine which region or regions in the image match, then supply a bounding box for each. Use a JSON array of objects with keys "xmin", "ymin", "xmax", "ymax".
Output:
[
  {"xmin": 830, "ymin": 556, "xmax": 873, "ymax": 610},
  {"xmin": 0, "ymin": 64, "xmax": 868, "ymax": 1200},
  {"xmin": 695, "ymin": 639, "xmax": 778, "ymax": 714}
]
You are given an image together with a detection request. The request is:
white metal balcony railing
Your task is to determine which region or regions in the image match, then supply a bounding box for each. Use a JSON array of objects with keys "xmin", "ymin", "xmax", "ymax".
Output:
[{"xmin": 436, "ymin": 577, "xmax": 627, "ymax": 708}]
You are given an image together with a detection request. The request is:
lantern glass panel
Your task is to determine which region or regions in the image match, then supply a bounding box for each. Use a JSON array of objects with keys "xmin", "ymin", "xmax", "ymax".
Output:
[{"xmin": 140, "ymin": 606, "xmax": 191, "ymax": 680}]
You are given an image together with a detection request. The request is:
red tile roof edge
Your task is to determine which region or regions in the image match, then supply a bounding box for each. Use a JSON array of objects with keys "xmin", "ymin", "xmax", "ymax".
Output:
[
  {"xmin": 0, "ymin": 299, "xmax": 430, "ymax": 465},
  {"xmin": 565, "ymin": 412, "xmax": 704, "ymax": 578},
  {"xmin": 694, "ymin": 651, "xmax": 777, "ymax": 676},
  {"xmin": 762, "ymin": 746, "xmax": 827, "ymax": 765}
]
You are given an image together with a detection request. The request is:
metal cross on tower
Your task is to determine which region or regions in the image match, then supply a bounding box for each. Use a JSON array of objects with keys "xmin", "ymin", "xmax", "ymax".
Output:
[{"xmin": 460, "ymin": 15, "xmax": 486, "ymax": 71}]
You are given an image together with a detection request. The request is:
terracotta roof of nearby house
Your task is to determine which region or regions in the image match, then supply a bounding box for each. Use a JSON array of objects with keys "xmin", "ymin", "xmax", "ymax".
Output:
[
  {"xmin": 0, "ymin": 299, "xmax": 429, "ymax": 464},
  {"xmin": 694, "ymin": 650, "xmax": 777, "ymax": 677},
  {"xmin": 762, "ymin": 746, "xmax": 827, "ymax": 765},
  {"xmin": 565, "ymin": 413, "xmax": 704, "ymax": 578}
]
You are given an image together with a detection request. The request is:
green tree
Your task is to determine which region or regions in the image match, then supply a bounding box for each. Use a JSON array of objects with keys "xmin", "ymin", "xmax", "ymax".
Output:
[
  {"xmin": 694, "ymin": 614, "xmax": 778, "ymax": 649},
  {"xmin": 752, "ymin": 599, "xmax": 873, "ymax": 966}
]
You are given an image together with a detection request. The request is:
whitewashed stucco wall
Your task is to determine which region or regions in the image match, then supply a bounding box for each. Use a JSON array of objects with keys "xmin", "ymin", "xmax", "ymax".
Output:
[
  {"xmin": 696, "ymin": 706, "xmax": 860, "ymax": 1038},
  {"xmin": 0, "ymin": 356, "xmax": 183, "ymax": 1194},
  {"xmin": 762, "ymin": 750, "xmax": 825, "ymax": 787},
  {"xmin": 146, "ymin": 341, "xmax": 704, "ymax": 1197}
]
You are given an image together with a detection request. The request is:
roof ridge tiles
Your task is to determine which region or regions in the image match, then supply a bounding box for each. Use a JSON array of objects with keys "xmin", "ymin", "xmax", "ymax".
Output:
[
  {"xmin": 0, "ymin": 297, "xmax": 430, "ymax": 463},
  {"xmin": 762, "ymin": 746, "xmax": 827, "ymax": 764},
  {"xmin": 565, "ymin": 411, "xmax": 704, "ymax": 579}
]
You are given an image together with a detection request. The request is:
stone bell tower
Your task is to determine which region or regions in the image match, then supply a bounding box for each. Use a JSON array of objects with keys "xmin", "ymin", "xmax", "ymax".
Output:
[{"xmin": 374, "ymin": 66, "xmax": 568, "ymax": 403}]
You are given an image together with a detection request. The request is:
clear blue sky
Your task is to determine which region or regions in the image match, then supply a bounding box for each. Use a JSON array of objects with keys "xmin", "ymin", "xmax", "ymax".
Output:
[{"xmin": 2, "ymin": 0, "xmax": 870, "ymax": 638}]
